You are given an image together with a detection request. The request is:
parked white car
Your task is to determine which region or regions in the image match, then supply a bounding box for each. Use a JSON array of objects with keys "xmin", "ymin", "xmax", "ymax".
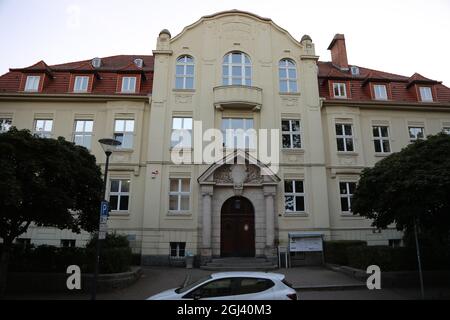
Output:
[{"xmin": 147, "ymin": 271, "xmax": 297, "ymax": 300}]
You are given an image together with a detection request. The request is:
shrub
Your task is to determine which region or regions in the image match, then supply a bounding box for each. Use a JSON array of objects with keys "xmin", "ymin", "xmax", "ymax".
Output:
[
  {"xmin": 3, "ymin": 233, "xmax": 132, "ymax": 274},
  {"xmin": 345, "ymin": 246, "xmax": 450, "ymax": 271},
  {"xmin": 323, "ymin": 240, "xmax": 366, "ymax": 265},
  {"xmin": 85, "ymin": 233, "xmax": 132, "ymax": 273}
]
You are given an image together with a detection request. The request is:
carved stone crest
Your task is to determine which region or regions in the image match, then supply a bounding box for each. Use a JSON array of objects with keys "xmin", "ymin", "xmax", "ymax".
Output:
[{"xmin": 214, "ymin": 164, "xmax": 264, "ymax": 192}]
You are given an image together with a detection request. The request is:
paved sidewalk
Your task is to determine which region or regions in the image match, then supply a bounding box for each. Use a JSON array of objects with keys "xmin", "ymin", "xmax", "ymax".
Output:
[
  {"xmin": 5, "ymin": 266, "xmax": 365, "ymax": 300},
  {"xmin": 6, "ymin": 266, "xmax": 448, "ymax": 300}
]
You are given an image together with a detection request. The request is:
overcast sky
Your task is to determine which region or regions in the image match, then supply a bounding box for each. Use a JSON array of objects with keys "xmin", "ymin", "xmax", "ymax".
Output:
[{"xmin": 1, "ymin": 0, "xmax": 449, "ymax": 85}]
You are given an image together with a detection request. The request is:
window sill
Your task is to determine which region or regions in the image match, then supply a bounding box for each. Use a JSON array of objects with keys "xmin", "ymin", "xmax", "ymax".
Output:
[
  {"xmin": 340, "ymin": 214, "xmax": 364, "ymax": 219},
  {"xmin": 282, "ymin": 212, "xmax": 309, "ymax": 218},
  {"xmin": 166, "ymin": 212, "xmax": 193, "ymax": 219},
  {"xmin": 337, "ymin": 151, "xmax": 358, "ymax": 156},
  {"xmin": 170, "ymin": 147, "xmax": 193, "ymax": 151},
  {"xmin": 279, "ymin": 92, "xmax": 300, "ymax": 96},
  {"xmin": 109, "ymin": 211, "xmax": 130, "ymax": 217},
  {"xmin": 333, "ymin": 96, "xmax": 348, "ymax": 99},
  {"xmin": 282, "ymin": 148, "xmax": 305, "ymax": 154},
  {"xmin": 374, "ymin": 152, "xmax": 391, "ymax": 157},
  {"xmin": 172, "ymin": 89, "xmax": 195, "ymax": 93},
  {"xmin": 114, "ymin": 148, "xmax": 134, "ymax": 153}
]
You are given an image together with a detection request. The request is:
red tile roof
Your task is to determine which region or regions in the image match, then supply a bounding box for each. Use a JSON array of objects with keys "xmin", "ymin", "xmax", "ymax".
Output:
[
  {"xmin": 1, "ymin": 55, "xmax": 154, "ymax": 96},
  {"xmin": 1, "ymin": 55, "xmax": 449, "ymax": 104},
  {"xmin": 318, "ymin": 61, "xmax": 450, "ymax": 103}
]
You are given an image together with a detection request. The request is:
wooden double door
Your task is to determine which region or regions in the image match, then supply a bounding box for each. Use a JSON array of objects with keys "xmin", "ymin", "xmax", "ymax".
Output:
[{"xmin": 220, "ymin": 196, "xmax": 255, "ymax": 257}]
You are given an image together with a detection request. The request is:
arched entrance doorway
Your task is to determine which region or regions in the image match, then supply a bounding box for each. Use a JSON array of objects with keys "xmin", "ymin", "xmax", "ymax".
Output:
[{"xmin": 220, "ymin": 196, "xmax": 255, "ymax": 257}]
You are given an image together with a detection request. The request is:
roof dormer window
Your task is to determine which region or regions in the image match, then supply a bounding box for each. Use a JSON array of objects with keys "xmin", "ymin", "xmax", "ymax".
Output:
[
  {"xmin": 121, "ymin": 77, "xmax": 137, "ymax": 93},
  {"xmin": 74, "ymin": 76, "xmax": 89, "ymax": 93},
  {"xmin": 333, "ymin": 82, "xmax": 347, "ymax": 99},
  {"xmin": 419, "ymin": 87, "xmax": 433, "ymax": 102},
  {"xmin": 24, "ymin": 76, "xmax": 40, "ymax": 92},
  {"xmin": 373, "ymin": 84, "xmax": 388, "ymax": 100}
]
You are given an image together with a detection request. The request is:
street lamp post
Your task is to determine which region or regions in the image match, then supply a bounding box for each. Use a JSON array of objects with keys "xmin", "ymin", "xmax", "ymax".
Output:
[{"xmin": 91, "ymin": 138, "xmax": 121, "ymax": 300}]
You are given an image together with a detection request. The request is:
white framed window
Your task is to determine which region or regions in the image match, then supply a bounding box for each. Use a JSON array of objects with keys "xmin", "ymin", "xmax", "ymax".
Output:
[
  {"xmin": 408, "ymin": 126, "xmax": 425, "ymax": 142},
  {"xmin": 333, "ymin": 82, "xmax": 347, "ymax": 98},
  {"xmin": 73, "ymin": 120, "xmax": 93, "ymax": 149},
  {"xmin": 419, "ymin": 87, "xmax": 433, "ymax": 102},
  {"xmin": 284, "ymin": 180, "xmax": 305, "ymax": 213},
  {"xmin": 114, "ymin": 119, "xmax": 134, "ymax": 149},
  {"xmin": 373, "ymin": 84, "xmax": 388, "ymax": 100},
  {"xmin": 170, "ymin": 242, "xmax": 186, "ymax": 258},
  {"xmin": 171, "ymin": 117, "xmax": 192, "ymax": 148},
  {"xmin": 109, "ymin": 179, "xmax": 130, "ymax": 211},
  {"xmin": 175, "ymin": 56, "xmax": 194, "ymax": 89},
  {"xmin": 221, "ymin": 118, "xmax": 255, "ymax": 149},
  {"xmin": 169, "ymin": 178, "xmax": 190, "ymax": 211},
  {"xmin": 443, "ymin": 127, "xmax": 450, "ymax": 135},
  {"xmin": 0, "ymin": 118, "xmax": 12, "ymax": 133},
  {"xmin": 372, "ymin": 125, "xmax": 390, "ymax": 153},
  {"xmin": 74, "ymin": 76, "xmax": 89, "ymax": 92},
  {"xmin": 24, "ymin": 76, "xmax": 40, "ymax": 92},
  {"xmin": 340, "ymin": 181, "xmax": 356, "ymax": 214},
  {"xmin": 335, "ymin": 123, "xmax": 354, "ymax": 152},
  {"xmin": 121, "ymin": 77, "xmax": 137, "ymax": 93},
  {"xmin": 222, "ymin": 52, "xmax": 252, "ymax": 86},
  {"xmin": 279, "ymin": 59, "xmax": 298, "ymax": 93},
  {"xmin": 61, "ymin": 240, "xmax": 76, "ymax": 248},
  {"xmin": 34, "ymin": 119, "xmax": 53, "ymax": 138},
  {"xmin": 281, "ymin": 119, "xmax": 301, "ymax": 149}
]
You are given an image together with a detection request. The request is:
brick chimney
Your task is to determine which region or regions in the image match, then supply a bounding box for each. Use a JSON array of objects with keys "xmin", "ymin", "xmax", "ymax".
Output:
[{"xmin": 327, "ymin": 34, "xmax": 349, "ymax": 71}]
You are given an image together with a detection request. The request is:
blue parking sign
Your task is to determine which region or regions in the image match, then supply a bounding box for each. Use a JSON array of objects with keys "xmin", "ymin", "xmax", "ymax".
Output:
[{"xmin": 100, "ymin": 201, "xmax": 109, "ymax": 217}]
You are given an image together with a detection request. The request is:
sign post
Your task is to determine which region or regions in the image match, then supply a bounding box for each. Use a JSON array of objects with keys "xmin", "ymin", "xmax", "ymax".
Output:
[{"xmin": 91, "ymin": 200, "xmax": 109, "ymax": 300}]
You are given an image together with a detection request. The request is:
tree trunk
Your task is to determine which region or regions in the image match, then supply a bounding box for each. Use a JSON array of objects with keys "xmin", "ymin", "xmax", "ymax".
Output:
[{"xmin": 0, "ymin": 243, "xmax": 11, "ymax": 299}]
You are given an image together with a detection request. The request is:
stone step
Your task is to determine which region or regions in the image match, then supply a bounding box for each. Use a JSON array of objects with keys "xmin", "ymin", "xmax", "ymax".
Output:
[
  {"xmin": 210, "ymin": 258, "xmax": 270, "ymax": 263},
  {"xmin": 200, "ymin": 265, "xmax": 279, "ymax": 271},
  {"xmin": 207, "ymin": 261, "xmax": 273, "ymax": 267}
]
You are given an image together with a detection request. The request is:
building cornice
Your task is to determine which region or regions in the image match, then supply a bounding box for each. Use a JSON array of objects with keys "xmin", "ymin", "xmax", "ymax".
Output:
[
  {"xmin": 0, "ymin": 93, "xmax": 152, "ymax": 103},
  {"xmin": 322, "ymin": 99, "xmax": 450, "ymax": 112}
]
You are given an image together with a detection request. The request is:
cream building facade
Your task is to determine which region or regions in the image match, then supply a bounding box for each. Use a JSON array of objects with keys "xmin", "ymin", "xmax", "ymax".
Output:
[{"xmin": 1, "ymin": 10, "xmax": 450, "ymax": 266}]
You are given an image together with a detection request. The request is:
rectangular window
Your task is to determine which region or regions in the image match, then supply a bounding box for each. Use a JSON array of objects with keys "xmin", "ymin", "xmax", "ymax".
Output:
[
  {"xmin": 121, "ymin": 77, "xmax": 137, "ymax": 93},
  {"xmin": 16, "ymin": 238, "xmax": 31, "ymax": 248},
  {"xmin": 340, "ymin": 182, "xmax": 356, "ymax": 214},
  {"xmin": 0, "ymin": 118, "xmax": 12, "ymax": 133},
  {"xmin": 282, "ymin": 120, "xmax": 301, "ymax": 149},
  {"xmin": 74, "ymin": 76, "xmax": 89, "ymax": 92},
  {"xmin": 73, "ymin": 120, "xmax": 93, "ymax": 149},
  {"xmin": 171, "ymin": 117, "xmax": 192, "ymax": 148},
  {"xmin": 170, "ymin": 242, "xmax": 186, "ymax": 258},
  {"xmin": 24, "ymin": 76, "xmax": 40, "ymax": 92},
  {"xmin": 34, "ymin": 119, "xmax": 53, "ymax": 138},
  {"xmin": 335, "ymin": 123, "xmax": 354, "ymax": 152},
  {"xmin": 169, "ymin": 178, "xmax": 190, "ymax": 211},
  {"xmin": 373, "ymin": 84, "xmax": 388, "ymax": 100},
  {"xmin": 443, "ymin": 127, "xmax": 450, "ymax": 135},
  {"xmin": 61, "ymin": 240, "xmax": 76, "ymax": 248},
  {"xmin": 109, "ymin": 179, "xmax": 130, "ymax": 211},
  {"xmin": 408, "ymin": 126, "xmax": 425, "ymax": 142},
  {"xmin": 419, "ymin": 87, "xmax": 433, "ymax": 102},
  {"xmin": 372, "ymin": 125, "xmax": 390, "ymax": 153},
  {"xmin": 284, "ymin": 180, "xmax": 305, "ymax": 213},
  {"xmin": 221, "ymin": 118, "xmax": 255, "ymax": 149},
  {"xmin": 389, "ymin": 239, "xmax": 402, "ymax": 248},
  {"xmin": 333, "ymin": 83, "xmax": 347, "ymax": 98},
  {"xmin": 114, "ymin": 119, "xmax": 134, "ymax": 149}
]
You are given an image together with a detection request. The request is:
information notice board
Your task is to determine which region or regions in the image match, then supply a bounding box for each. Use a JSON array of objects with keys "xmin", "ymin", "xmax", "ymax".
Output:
[{"xmin": 289, "ymin": 236, "xmax": 323, "ymax": 252}]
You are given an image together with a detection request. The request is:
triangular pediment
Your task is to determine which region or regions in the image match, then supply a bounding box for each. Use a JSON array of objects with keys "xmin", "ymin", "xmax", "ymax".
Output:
[{"xmin": 197, "ymin": 150, "xmax": 280, "ymax": 185}]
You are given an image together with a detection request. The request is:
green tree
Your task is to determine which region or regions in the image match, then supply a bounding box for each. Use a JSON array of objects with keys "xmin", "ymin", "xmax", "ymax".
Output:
[
  {"xmin": 352, "ymin": 133, "xmax": 450, "ymax": 245},
  {"xmin": 0, "ymin": 128, "xmax": 103, "ymax": 296}
]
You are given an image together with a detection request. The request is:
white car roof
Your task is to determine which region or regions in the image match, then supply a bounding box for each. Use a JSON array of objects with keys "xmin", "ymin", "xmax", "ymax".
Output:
[{"xmin": 210, "ymin": 272, "xmax": 285, "ymax": 281}]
